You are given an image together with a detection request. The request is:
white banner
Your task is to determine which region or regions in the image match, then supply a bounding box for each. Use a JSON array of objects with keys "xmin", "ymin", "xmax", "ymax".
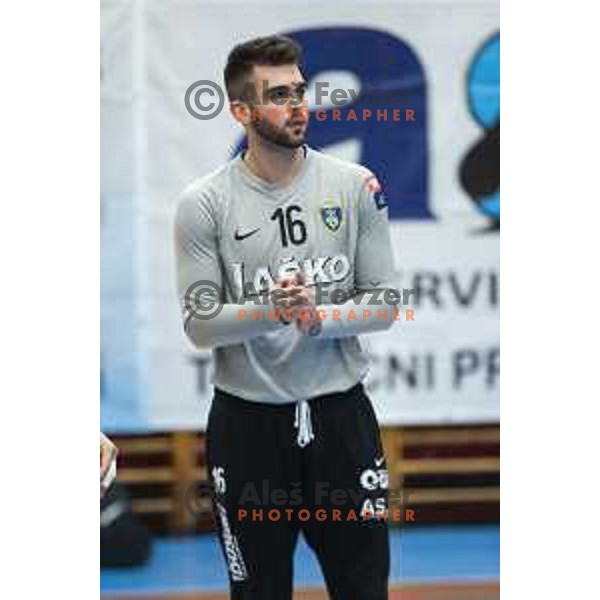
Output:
[{"xmin": 100, "ymin": 0, "xmax": 499, "ymax": 430}]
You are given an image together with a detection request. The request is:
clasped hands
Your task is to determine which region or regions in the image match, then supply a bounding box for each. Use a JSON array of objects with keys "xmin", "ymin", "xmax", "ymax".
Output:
[{"xmin": 270, "ymin": 271, "xmax": 322, "ymax": 336}]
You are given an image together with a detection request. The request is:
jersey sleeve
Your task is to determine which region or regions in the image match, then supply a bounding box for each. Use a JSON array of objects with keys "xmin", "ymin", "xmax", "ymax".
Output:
[
  {"xmin": 174, "ymin": 182, "xmax": 280, "ymax": 349},
  {"xmin": 174, "ymin": 184, "xmax": 223, "ymax": 330},
  {"xmin": 354, "ymin": 170, "xmax": 397, "ymax": 290}
]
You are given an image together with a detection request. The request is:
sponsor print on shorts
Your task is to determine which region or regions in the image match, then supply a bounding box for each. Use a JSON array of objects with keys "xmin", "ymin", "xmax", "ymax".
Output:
[
  {"xmin": 216, "ymin": 501, "xmax": 248, "ymax": 582},
  {"xmin": 212, "ymin": 465, "xmax": 226, "ymax": 495},
  {"xmin": 359, "ymin": 457, "xmax": 388, "ymax": 520}
]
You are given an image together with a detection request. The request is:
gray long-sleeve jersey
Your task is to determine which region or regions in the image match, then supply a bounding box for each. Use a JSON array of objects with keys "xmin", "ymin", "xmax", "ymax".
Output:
[{"xmin": 174, "ymin": 145, "xmax": 398, "ymax": 403}]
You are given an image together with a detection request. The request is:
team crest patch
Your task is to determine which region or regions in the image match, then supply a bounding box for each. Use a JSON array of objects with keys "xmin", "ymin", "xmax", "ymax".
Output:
[{"xmin": 321, "ymin": 206, "xmax": 342, "ymax": 232}]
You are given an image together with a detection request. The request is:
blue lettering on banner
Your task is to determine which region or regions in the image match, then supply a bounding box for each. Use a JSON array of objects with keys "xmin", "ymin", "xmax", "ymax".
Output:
[{"xmin": 232, "ymin": 27, "xmax": 430, "ymax": 221}]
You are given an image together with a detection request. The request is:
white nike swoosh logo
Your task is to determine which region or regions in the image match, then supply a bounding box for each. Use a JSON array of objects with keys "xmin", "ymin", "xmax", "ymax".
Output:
[{"xmin": 375, "ymin": 457, "xmax": 385, "ymax": 467}]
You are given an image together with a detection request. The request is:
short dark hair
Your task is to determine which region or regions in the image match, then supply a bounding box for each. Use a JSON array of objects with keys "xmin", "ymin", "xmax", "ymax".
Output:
[{"xmin": 224, "ymin": 35, "xmax": 302, "ymax": 101}]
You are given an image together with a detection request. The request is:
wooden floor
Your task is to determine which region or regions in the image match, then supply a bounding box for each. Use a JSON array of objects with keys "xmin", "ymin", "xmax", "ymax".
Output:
[{"xmin": 107, "ymin": 581, "xmax": 499, "ymax": 600}]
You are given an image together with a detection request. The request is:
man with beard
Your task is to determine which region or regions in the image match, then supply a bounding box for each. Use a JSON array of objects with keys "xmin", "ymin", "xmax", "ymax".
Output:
[{"xmin": 175, "ymin": 35, "xmax": 399, "ymax": 599}]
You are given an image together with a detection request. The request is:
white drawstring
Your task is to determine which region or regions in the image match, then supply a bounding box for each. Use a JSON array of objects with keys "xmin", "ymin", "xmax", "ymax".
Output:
[{"xmin": 294, "ymin": 399, "xmax": 315, "ymax": 448}]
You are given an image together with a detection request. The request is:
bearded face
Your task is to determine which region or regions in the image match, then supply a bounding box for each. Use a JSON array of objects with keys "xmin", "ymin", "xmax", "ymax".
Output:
[{"xmin": 243, "ymin": 64, "xmax": 309, "ymax": 148}]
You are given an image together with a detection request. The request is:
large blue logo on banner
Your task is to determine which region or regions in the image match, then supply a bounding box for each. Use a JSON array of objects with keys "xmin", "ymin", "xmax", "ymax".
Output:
[{"xmin": 233, "ymin": 27, "xmax": 430, "ymax": 221}]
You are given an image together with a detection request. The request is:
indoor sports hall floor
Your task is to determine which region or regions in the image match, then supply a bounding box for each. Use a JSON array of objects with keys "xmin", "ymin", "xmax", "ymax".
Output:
[{"xmin": 101, "ymin": 525, "xmax": 499, "ymax": 599}]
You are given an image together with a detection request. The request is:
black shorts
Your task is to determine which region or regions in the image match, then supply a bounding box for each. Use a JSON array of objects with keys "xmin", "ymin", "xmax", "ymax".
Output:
[{"xmin": 206, "ymin": 382, "xmax": 390, "ymax": 600}]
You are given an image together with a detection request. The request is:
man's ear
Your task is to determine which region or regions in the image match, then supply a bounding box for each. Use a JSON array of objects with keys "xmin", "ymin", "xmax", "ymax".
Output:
[{"xmin": 230, "ymin": 101, "xmax": 251, "ymax": 125}]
